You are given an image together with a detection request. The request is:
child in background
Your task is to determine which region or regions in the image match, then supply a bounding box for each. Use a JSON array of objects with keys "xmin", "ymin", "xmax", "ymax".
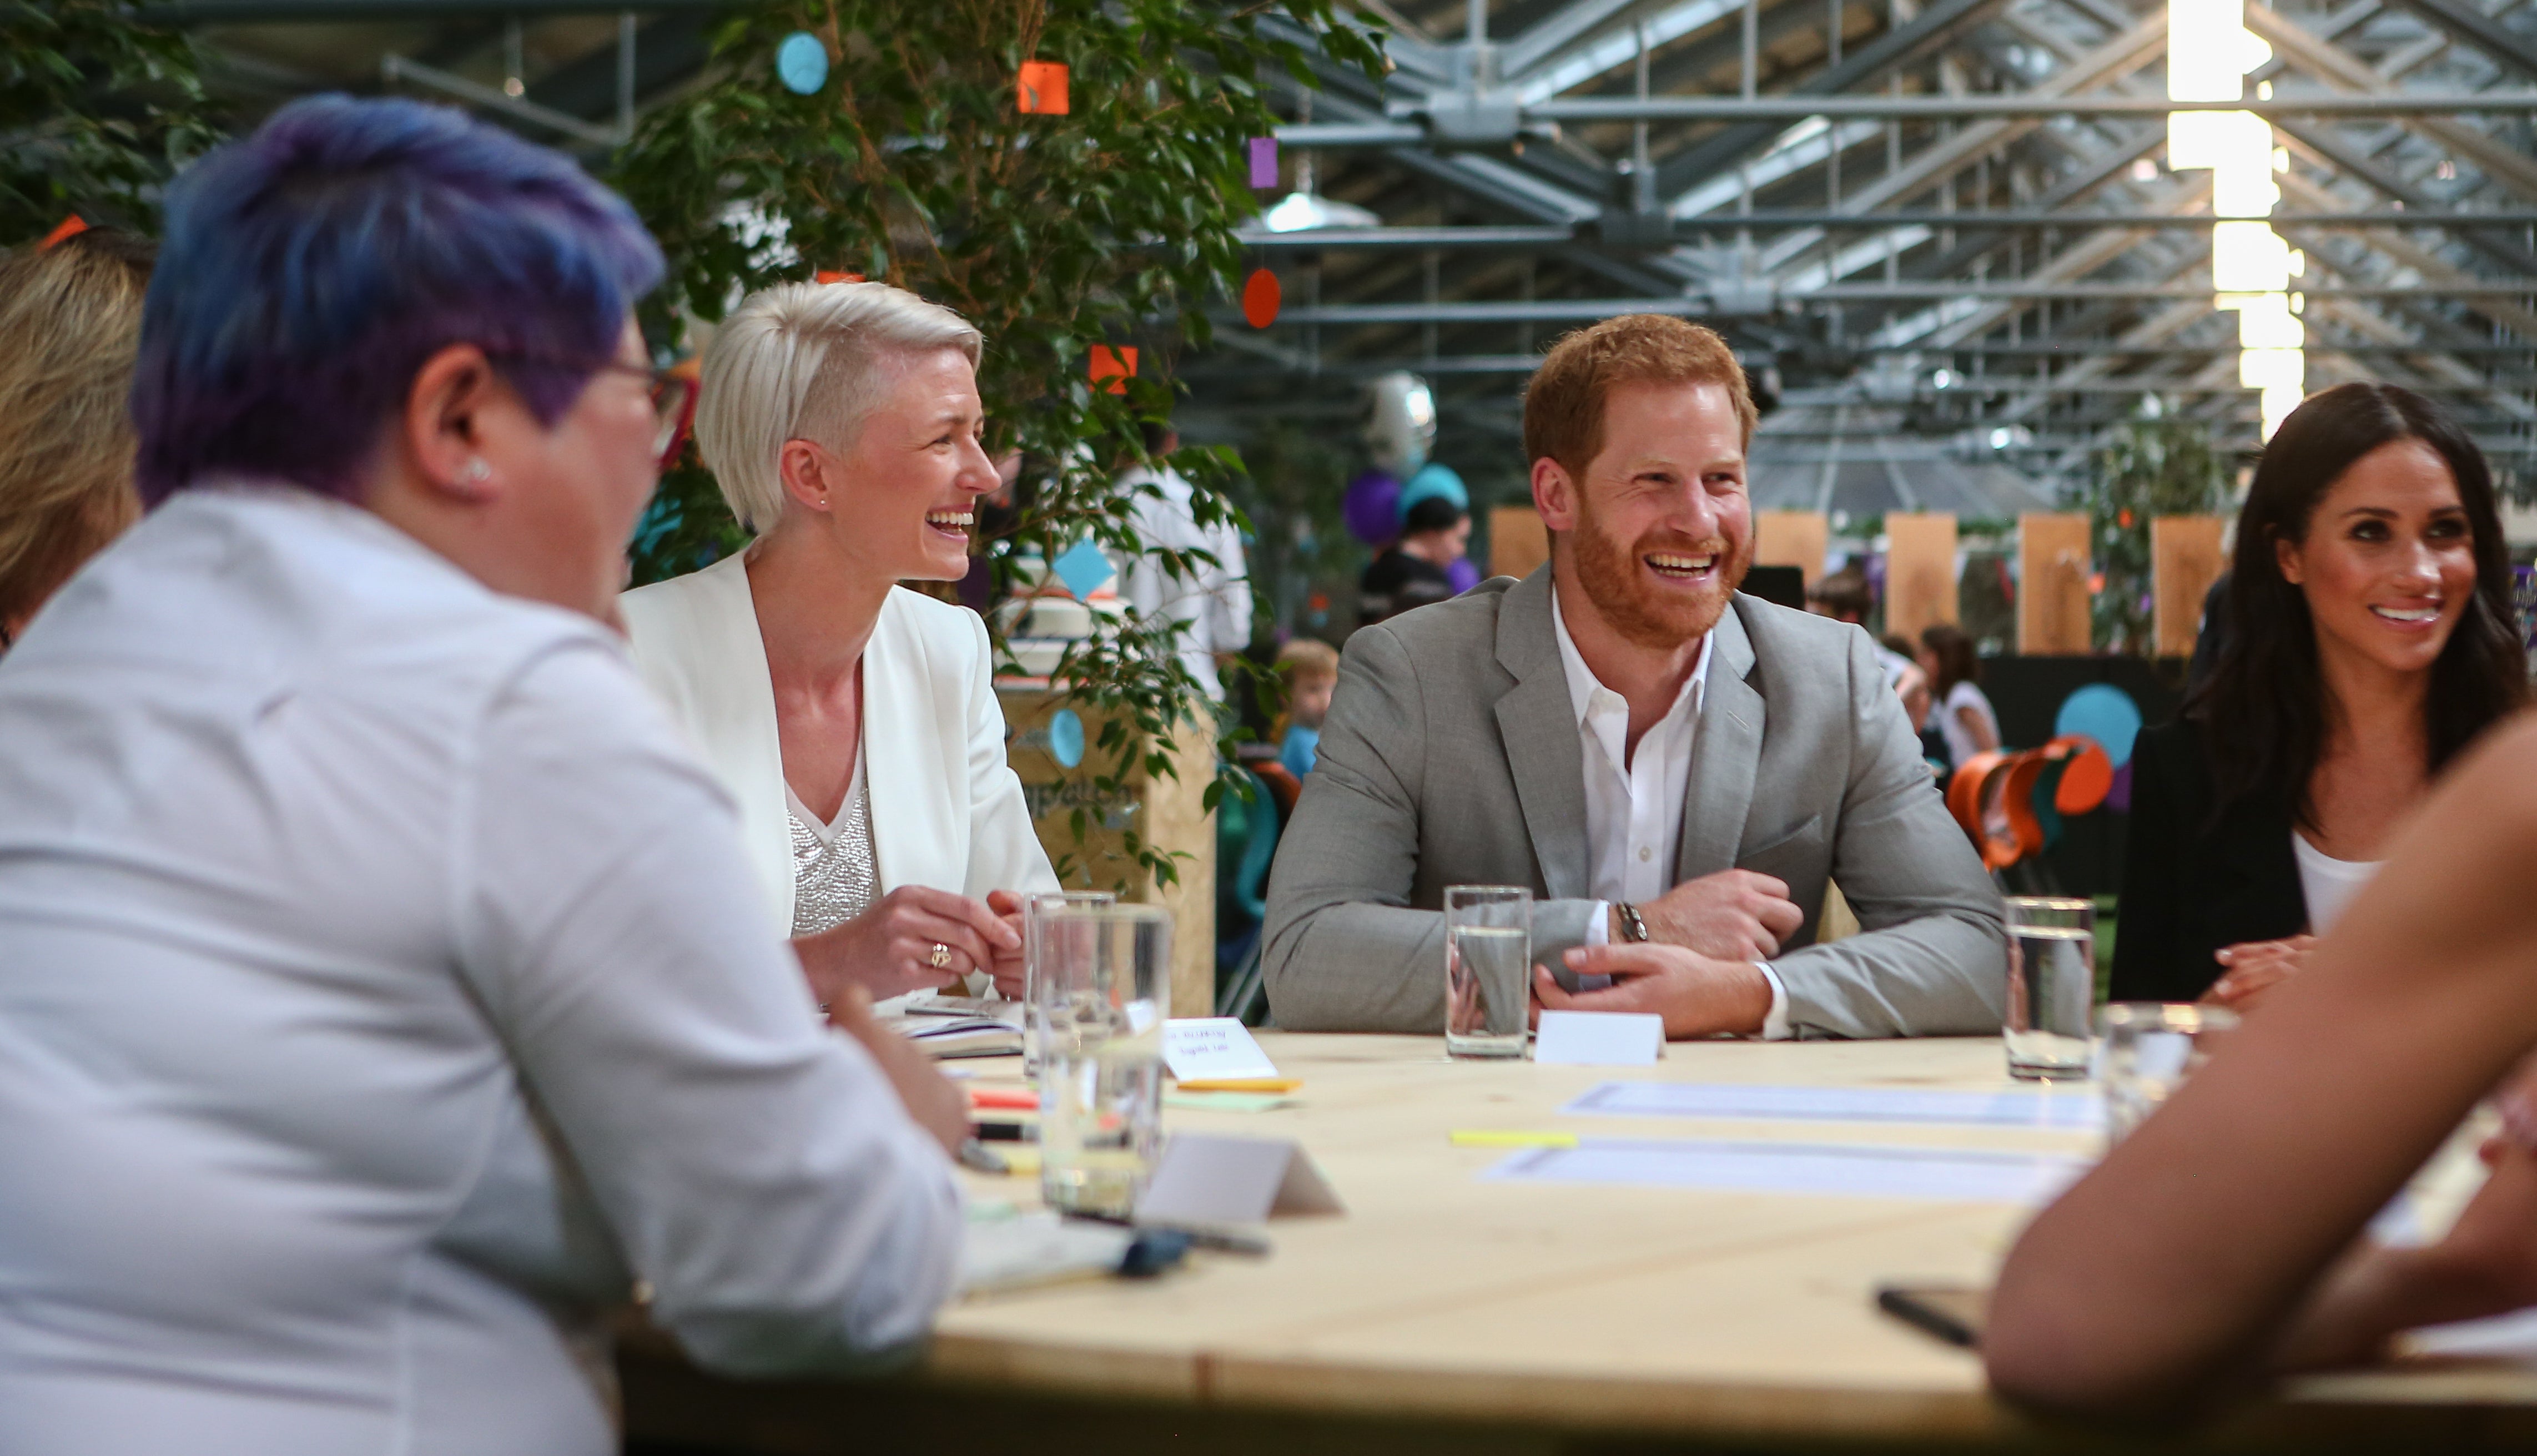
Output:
[{"xmin": 1276, "ymin": 639, "xmax": 1340, "ymax": 778}]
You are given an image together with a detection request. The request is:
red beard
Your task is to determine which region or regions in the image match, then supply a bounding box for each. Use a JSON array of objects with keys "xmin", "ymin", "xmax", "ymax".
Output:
[{"xmin": 1570, "ymin": 497, "xmax": 1750, "ymax": 649}]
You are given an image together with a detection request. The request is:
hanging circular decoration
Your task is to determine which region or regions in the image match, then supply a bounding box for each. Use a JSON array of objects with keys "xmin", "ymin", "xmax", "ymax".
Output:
[
  {"xmin": 1241, "ymin": 268, "xmax": 1281, "ymax": 329},
  {"xmin": 2052, "ymin": 683, "xmax": 2144, "ymax": 768},
  {"xmin": 1341, "ymin": 470, "xmax": 1402, "ymax": 546},
  {"xmin": 776, "ymin": 33, "xmax": 829, "ymax": 95}
]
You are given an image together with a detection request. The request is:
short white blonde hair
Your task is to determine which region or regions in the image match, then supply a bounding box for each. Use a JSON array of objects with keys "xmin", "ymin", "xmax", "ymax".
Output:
[{"xmin": 695, "ymin": 279, "xmax": 983, "ymax": 533}]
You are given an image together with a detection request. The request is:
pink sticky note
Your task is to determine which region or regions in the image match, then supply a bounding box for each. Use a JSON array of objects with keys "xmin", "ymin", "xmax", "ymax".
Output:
[{"xmin": 1248, "ymin": 136, "xmax": 1278, "ymax": 189}]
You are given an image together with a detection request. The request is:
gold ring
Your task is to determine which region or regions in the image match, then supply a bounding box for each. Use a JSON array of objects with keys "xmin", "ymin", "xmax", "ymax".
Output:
[{"xmin": 929, "ymin": 942, "xmax": 953, "ymax": 969}]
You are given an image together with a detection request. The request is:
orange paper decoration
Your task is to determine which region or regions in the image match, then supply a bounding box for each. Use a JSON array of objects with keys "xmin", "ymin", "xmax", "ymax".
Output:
[
  {"xmin": 1241, "ymin": 268, "xmax": 1281, "ymax": 329},
  {"xmin": 1088, "ymin": 345, "xmax": 1136, "ymax": 395},
  {"xmin": 38, "ymin": 215, "xmax": 89, "ymax": 251},
  {"xmin": 814, "ymin": 269, "xmax": 865, "ymax": 284},
  {"xmin": 1017, "ymin": 60, "xmax": 1069, "ymax": 115}
]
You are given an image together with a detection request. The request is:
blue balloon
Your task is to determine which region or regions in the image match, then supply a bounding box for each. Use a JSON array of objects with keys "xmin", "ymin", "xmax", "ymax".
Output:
[
  {"xmin": 776, "ymin": 32, "xmax": 829, "ymax": 95},
  {"xmin": 2054, "ymin": 683, "xmax": 2143, "ymax": 768}
]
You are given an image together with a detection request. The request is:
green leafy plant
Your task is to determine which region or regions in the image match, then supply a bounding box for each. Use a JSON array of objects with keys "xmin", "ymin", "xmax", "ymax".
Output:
[
  {"xmin": 2, "ymin": 0, "xmax": 220, "ymax": 244},
  {"xmin": 611, "ymin": 0, "xmax": 1380, "ymax": 890},
  {"xmin": 2082, "ymin": 413, "xmax": 2229, "ymax": 656}
]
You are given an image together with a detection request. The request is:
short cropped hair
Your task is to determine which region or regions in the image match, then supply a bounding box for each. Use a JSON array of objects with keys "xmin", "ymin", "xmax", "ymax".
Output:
[
  {"xmin": 1523, "ymin": 315, "xmax": 1755, "ymax": 481},
  {"xmin": 132, "ymin": 95, "xmax": 663, "ymax": 504},
  {"xmin": 1275, "ymin": 637, "xmax": 1339, "ymax": 686},
  {"xmin": 696, "ymin": 280, "xmax": 983, "ymax": 535},
  {"xmin": 1402, "ymin": 495, "xmax": 1467, "ymax": 535},
  {"xmin": 0, "ymin": 229, "xmax": 153, "ymax": 623}
]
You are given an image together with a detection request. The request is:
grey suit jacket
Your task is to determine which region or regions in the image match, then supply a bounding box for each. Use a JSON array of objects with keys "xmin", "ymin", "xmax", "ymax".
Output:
[{"xmin": 1260, "ymin": 566, "xmax": 2007, "ymax": 1039}]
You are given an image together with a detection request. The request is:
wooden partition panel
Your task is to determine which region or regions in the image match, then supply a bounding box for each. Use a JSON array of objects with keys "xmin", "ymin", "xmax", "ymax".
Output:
[
  {"xmin": 1488, "ymin": 505, "xmax": 1550, "ymax": 582},
  {"xmin": 2151, "ymin": 515, "xmax": 2229, "ymax": 658},
  {"xmin": 1753, "ymin": 510, "xmax": 1829, "ymax": 588},
  {"xmin": 1882, "ymin": 513, "xmax": 1958, "ymax": 642},
  {"xmin": 2018, "ymin": 513, "xmax": 2094, "ymax": 656}
]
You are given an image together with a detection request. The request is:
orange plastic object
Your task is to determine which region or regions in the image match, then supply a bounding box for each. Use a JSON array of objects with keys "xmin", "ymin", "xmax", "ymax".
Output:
[
  {"xmin": 1241, "ymin": 267, "xmax": 1281, "ymax": 328},
  {"xmin": 1017, "ymin": 59, "xmax": 1070, "ymax": 114},
  {"xmin": 38, "ymin": 215, "xmax": 88, "ymax": 250},
  {"xmin": 814, "ymin": 269, "xmax": 865, "ymax": 284},
  {"xmin": 1946, "ymin": 748, "xmax": 2051, "ymax": 870},
  {"xmin": 2046, "ymin": 734, "xmax": 2115, "ymax": 815},
  {"xmin": 968, "ymin": 1086, "xmax": 1038, "ymax": 1111},
  {"xmin": 1088, "ymin": 344, "xmax": 1136, "ymax": 394}
]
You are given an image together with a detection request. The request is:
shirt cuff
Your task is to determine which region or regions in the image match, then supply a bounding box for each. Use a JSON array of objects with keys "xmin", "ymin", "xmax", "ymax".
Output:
[
  {"xmin": 1755, "ymin": 961, "xmax": 1792, "ymax": 1040},
  {"xmin": 1575, "ymin": 901, "xmax": 1613, "ymax": 992}
]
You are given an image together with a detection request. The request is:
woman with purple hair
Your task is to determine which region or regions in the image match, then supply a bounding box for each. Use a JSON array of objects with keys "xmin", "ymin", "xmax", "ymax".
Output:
[{"xmin": 0, "ymin": 97, "xmax": 964, "ymax": 1455}]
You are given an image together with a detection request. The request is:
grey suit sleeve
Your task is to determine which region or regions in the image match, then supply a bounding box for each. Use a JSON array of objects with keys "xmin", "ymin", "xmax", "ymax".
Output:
[
  {"xmin": 1260, "ymin": 627, "xmax": 1597, "ymax": 1032},
  {"xmin": 1769, "ymin": 629, "xmax": 2009, "ymax": 1037}
]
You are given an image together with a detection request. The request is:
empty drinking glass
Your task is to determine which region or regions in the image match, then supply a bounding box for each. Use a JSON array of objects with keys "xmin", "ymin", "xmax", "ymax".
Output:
[
  {"xmin": 1444, "ymin": 885, "xmax": 1532, "ymax": 1060},
  {"xmin": 1033, "ymin": 903, "xmax": 1171, "ymax": 1218},
  {"xmin": 2096, "ymin": 1001, "xmax": 2239, "ymax": 1143},
  {"xmin": 1021, "ymin": 889, "xmax": 1114, "ymax": 1075},
  {"xmin": 2004, "ymin": 896, "xmax": 2096, "ymax": 1080}
]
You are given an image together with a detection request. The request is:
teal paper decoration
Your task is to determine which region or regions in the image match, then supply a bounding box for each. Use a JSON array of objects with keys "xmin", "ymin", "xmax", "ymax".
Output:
[
  {"xmin": 776, "ymin": 33, "xmax": 829, "ymax": 95},
  {"xmin": 1048, "ymin": 708, "xmax": 1085, "ymax": 768},
  {"xmin": 1051, "ymin": 535, "xmax": 1115, "ymax": 599}
]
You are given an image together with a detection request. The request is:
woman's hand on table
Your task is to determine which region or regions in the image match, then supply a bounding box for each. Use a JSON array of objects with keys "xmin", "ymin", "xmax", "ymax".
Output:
[
  {"xmin": 2204, "ymin": 935, "xmax": 2317, "ymax": 1011},
  {"xmin": 983, "ymin": 889, "xmax": 1029, "ymax": 999},
  {"xmin": 795, "ymin": 885, "xmax": 1022, "ymax": 1002},
  {"xmin": 828, "ymin": 985, "xmax": 967, "ymax": 1157}
]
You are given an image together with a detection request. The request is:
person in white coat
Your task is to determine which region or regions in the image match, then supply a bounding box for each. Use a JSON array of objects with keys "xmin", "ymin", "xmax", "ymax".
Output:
[{"xmin": 621, "ymin": 281, "xmax": 1059, "ymax": 1007}]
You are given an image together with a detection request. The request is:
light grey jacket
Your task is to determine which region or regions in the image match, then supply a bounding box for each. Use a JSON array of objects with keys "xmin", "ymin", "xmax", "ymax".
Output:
[{"xmin": 1261, "ymin": 566, "xmax": 2007, "ymax": 1039}]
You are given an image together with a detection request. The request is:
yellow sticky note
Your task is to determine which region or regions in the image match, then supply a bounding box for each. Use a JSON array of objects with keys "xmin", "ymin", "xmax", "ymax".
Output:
[
  {"xmin": 1172, "ymin": 1077, "xmax": 1301, "ymax": 1094},
  {"xmin": 1450, "ymin": 1130, "xmax": 1579, "ymax": 1148}
]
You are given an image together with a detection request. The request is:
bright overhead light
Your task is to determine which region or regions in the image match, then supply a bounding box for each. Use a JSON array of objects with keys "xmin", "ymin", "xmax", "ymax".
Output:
[
  {"xmin": 1261, "ymin": 191, "xmax": 1381, "ymax": 233},
  {"xmin": 2167, "ymin": 0, "xmax": 2301, "ymax": 440}
]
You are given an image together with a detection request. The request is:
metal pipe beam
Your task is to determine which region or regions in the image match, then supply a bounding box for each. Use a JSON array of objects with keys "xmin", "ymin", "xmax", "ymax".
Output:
[
  {"xmin": 1235, "ymin": 211, "xmax": 2537, "ymax": 246},
  {"xmin": 138, "ymin": 0, "xmax": 699, "ymax": 18},
  {"xmin": 380, "ymin": 53, "xmax": 620, "ymax": 145},
  {"xmin": 2379, "ymin": 0, "xmax": 2537, "ymax": 80},
  {"xmin": 1255, "ymin": 283, "xmax": 2537, "ymax": 325},
  {"xmin": 1531, "ymin": 92, "xmax": 2537, "ymax": 120}
]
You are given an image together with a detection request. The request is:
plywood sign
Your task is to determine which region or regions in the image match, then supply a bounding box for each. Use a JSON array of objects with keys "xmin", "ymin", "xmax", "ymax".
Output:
[
  {"xmin": 1489, "ymin": 505, "xmax": 1550, "ymax": 582},
  {"xmin": 2151, "ymin": 515, "xmax": 2229, "ymax": 659},
  {"xmin": 1753, "ymin": 510, "xmax": 1829, "ymax": 588},
  {"xmin": 1884, "ymin": 512, "xmax": 1958, "ymax": 641},
  {"xmin": 2018, "ymin": 513, "xmax": 2093, "ymax": 656}
]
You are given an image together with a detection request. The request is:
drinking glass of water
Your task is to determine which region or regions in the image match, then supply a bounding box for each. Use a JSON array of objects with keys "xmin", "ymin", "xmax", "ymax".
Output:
[
  {"xmin": 2095, "ymin": 1001, "xmax": 2238, "ymax": 1143},
  {"xmin": 1020, "ymin": 889, "xmax": 1114, "ymax": 1076},
  {"xmin": 1033, "ymin": 903, "xmax": 1170, "ymax": 1218},
  {"xmin": 1444, "ymin": 885, "xmax": 1532, "ymax": 1060},
  {"xmin": 2004, "ymin": 896, "xmax": 2096, "ymax": 1080}
]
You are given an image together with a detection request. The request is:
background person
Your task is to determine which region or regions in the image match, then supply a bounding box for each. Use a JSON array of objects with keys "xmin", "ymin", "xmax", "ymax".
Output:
[
  {"xmin": 0, "ymin": 95, "xmax": 963, "ymax": 1456},
  {"xmin": 1357, "ymin": 463, "xmax": 1469, "ymax": 626},
  {"xmin": 1116, "ymin": 416, "xmax": 1252, "ymax": 702},
  {"xmin": 1275, "ymin": 637, "xmax": 1339, "ymax": 778},
  {"xmin": 1263, "ymin": 315, "xmax": 2005, "ymax": 1040},
  {"xmin": 2113, "ymin": 382, "xmax": 2526, "ymax": 1009},
  {"xmin": 621, "ymin": 281, "xmax": 1059, "ymax": 1007},
  {"xmin": 1989, "ymin": 713, "xmax": 2537, "ymax": 1423},
  {"xmin": 0, "ymin": 224, "xmax": 153, "ymax": 651},
  {"xmin": 1916, "ymin": 622, "xmax": 1999, "ymax": 764}
]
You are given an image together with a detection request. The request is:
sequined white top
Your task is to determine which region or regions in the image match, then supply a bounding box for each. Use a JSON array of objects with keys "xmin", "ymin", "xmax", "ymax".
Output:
[{"xmin": 787, "ymin": 753, "xmax": 879, "ymax": 937}]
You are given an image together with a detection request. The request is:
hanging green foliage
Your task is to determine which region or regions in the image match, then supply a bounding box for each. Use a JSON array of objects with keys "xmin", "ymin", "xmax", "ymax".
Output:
[
  {"xmin": 2083, "ymin": 411, "xmax": 2231, "ymax": 657},
  {"xmin": 610, "ymin": 0, "xmax": 1382, "ymax": 888},
  {"xmin": 2, "ymin": 0, "xmax": 220, "ymax": 244}
]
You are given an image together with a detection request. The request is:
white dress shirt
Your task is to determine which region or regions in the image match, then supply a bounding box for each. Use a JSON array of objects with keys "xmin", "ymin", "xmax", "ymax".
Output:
[
  {"xmin": 0, "ymin": 487, "xmax": 960, "ymax": 1456},
  {"xmin": 1549, "ymin": 587, "xmax": 1792, "ymax": 1037},
  {"xmin": 1116, "ymin": 463, "xmax": 1253, "ymax": 701}
]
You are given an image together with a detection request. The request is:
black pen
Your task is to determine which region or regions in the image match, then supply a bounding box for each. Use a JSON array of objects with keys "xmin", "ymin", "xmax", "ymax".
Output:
[{"xmin": 1063, "ymin": 1211, "xmax": 1271, "ymax": 1257}]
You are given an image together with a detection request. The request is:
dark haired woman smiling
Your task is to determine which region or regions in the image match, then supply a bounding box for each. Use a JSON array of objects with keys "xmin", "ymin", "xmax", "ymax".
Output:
[{"xmin": 2112, "ymin": 382, "xmax": 2526, "ymax": 1010}]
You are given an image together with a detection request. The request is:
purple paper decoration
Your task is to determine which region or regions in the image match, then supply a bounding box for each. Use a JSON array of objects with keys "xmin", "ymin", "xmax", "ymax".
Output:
[
  {"xmin": 1447, "ymin": 558, "xmax": 1481, "ymax": 594},
  {"xmin": 1342, "ymin": 470, "xmax": 1402, "ymax": 547},
  {"xmin": 1248, "ymin": 137, "xmax": 1278, "ymax": 190}
]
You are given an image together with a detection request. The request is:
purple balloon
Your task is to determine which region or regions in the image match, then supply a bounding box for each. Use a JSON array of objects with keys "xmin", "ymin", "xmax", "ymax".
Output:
[
  {"xmin": 1446, "ymin": 557, "xmax": 1481, "ymax": 593},
  {"xmin": 2105, "ymin": 759, "xmax": 2134, "ymax": 814},
  {"xmin": 1342, "ymin": 470, "xmax": 1402, "ymax": 547}
]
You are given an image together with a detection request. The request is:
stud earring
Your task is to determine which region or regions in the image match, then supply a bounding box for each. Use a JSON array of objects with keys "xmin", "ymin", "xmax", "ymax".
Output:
[{"xmin": 462, "ymin": 459, "xmax": 492, "ymax": 484}]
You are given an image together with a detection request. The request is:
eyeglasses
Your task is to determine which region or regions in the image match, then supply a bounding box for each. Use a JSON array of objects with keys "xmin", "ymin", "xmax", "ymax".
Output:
[{"xmin": 590, "ymin": 360, "xmax": 699, "ymax": 467}]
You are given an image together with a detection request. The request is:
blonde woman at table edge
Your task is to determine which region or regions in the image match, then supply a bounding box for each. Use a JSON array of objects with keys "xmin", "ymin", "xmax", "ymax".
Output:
[
  {"xmin": 621, "ymin": 281, "xmax": 1058, "ymax": 1011},
  {"xmin": 1987, "ymin": 708, "xmax": 2537, "ymax": 1424}
]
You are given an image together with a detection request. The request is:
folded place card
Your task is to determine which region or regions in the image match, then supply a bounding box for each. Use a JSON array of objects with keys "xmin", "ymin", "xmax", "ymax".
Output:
[
  {"xmin": 1162, "ymin": 1017, "xmax": 1280, "ymax": 1082},
  {"xmin": 1134, "ymin": 1133, "xmax": 1342, "ymax": 1226},
  {"xmin": 1534, "ymin": 1010, "xmax": 1664, "ymax": 1066}
]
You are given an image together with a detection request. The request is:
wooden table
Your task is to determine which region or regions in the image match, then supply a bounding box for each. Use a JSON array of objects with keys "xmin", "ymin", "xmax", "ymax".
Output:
[{"xmin": 621, "ymin": 1034, "xmax": 2537, "ymax": 1455}]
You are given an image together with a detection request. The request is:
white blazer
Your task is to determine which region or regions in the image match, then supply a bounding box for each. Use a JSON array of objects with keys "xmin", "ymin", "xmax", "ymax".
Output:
[{"xmin": 620, "ymin": 551, "xmax": 1058, "ymax": 935}]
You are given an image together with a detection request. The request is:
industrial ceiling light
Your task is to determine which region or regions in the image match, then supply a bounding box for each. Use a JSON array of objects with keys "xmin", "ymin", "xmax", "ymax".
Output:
[{"xmin": 2167, "ymin": 0, "xmax": 2301, "ymax": 440}]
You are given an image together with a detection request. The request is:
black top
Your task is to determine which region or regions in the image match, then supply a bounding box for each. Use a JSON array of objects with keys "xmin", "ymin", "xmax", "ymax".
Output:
[
  {"xmin": 1358, "ymin": 548, "xmax": 1454, "ymax": 625},
  {"xmin": 2110, "ymin": 718, "xmax": 2308, "ymax": 1002}
]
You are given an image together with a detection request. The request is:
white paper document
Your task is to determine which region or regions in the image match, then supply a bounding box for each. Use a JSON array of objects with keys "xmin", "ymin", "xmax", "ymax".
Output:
[
  {"xmin": 1564, "ymin": 1081, "xmax": 2105, "ymax": 1130},
  {"xmin": 1534, "ymin": 1011, "xmax": 1664, "ymax": 1066},
  {"xmin": 1162, "ymin": 1018, "xmax": 1281, "ymax": 1081},
  {"xmin": 1135, "ymin": 1133, "xmax": 1344, "ymax": 1226},
  {"xmin": 1484, "ymin": 1137, "xmax": 2088, "ymax": 1205}
]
